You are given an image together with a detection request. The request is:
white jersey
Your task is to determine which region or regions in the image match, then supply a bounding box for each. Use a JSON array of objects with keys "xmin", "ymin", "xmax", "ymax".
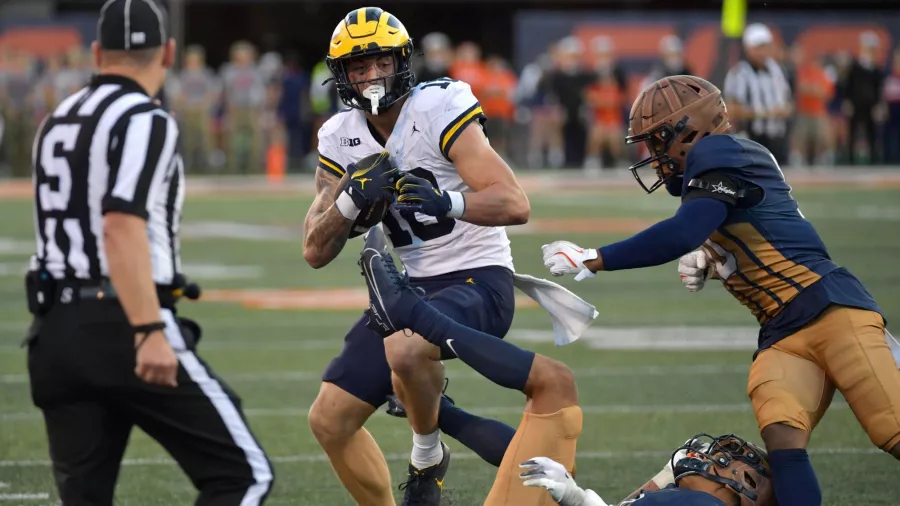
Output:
[{"xmin": 316, "ymin": 79, "xmax": 514, "ymax": 278}]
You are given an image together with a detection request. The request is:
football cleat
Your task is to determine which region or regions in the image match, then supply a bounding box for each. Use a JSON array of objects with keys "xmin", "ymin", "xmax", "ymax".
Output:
[
  {"xmin": 358, "ymin": 227, "xmax": 423, "ymax": 337},
  {"xmin": 399, "ymin": 441, "xmax": 451, "ymax": 506}
]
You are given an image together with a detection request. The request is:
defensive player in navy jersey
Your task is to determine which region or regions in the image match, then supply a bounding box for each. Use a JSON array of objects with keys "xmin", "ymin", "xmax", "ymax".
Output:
[
  {"xmin": 519, "ymin": 433, "xmax": 774, "ymax": 506},
  {"xmin": 542, "ymin": 76, "xmax": 900, "ymax": 506}
]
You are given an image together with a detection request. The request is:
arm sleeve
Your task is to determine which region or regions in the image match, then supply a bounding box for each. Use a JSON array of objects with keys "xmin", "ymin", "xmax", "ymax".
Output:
[
  {"xmin": 598, "ymin": 198, "xmax": 730, "ymax": 271},
  {"xmin": 681, "ymin": 171, "xmax": 742, "ymax": 206},
  {"xmin": 102, "ymin": 110, "xmax": 179, "ymax": 220}
]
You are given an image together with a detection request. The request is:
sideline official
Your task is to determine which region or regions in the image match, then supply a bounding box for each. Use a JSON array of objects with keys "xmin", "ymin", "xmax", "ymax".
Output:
[
  {"xmin": 723, "ymin": 23, "xmax": 793, "ymax": 163},
  {"xmin": 25, "ymin": 1, "xmax": 273, "ymax": 504}
]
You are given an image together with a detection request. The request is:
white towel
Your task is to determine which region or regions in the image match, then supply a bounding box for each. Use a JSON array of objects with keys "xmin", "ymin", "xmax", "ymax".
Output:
[
  {"xmin": 887, "ymin": 329, "xmax": 900, "ymax": 368},
  {"xmin": 513, "ymin": 273, "xmax": 599, "ymax": 346}
]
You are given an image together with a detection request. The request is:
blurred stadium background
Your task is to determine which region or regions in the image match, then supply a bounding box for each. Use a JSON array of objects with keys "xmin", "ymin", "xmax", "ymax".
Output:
[{"xmin": 1, "ymin": 0, "xmax": 899, "ymax": 504}]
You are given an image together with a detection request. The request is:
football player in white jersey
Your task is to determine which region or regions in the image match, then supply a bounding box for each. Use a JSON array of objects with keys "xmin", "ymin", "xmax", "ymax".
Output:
[{"xmin": 302, "ymin": 7, "xmax": 581, "ymax": 506}]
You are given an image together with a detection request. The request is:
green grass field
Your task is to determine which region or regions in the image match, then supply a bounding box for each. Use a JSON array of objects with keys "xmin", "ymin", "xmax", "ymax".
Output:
[{"xmin": 0, "ymin": 174, "xmax": 898, "ymax": 505}]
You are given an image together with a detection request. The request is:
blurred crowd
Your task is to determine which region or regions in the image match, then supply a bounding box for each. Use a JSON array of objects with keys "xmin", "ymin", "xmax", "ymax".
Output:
[{"xmin": 1, "ymin": 27, "xmax": 900, "ymax": 176}]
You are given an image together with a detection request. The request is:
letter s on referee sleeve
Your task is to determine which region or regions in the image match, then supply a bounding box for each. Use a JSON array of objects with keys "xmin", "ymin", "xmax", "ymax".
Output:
[{"xmin": 102, "ymin": 111, "xmax": 178, "ymax": 220}]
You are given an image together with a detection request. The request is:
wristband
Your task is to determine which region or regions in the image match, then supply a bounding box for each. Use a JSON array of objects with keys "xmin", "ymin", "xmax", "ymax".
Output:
[
  {"xmin": 133, "ymin": 321, "xmax": 166, "ymax": 349},
  {"xmin": 335, "ymin": 191, "xmax": 361, "ymax": 220},
  {"xmin": 446, "ymin": 191, "xmax": 466, "ymax": 219}
]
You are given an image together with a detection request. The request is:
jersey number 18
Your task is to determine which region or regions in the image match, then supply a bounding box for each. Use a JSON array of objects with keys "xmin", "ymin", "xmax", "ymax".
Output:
[{"xmin": 382, "ymin": 167, "xmax": 455, "ymax": 247}]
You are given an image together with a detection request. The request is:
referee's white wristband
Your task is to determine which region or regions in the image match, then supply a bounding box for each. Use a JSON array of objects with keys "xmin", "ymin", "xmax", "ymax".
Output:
[
  {"xmin": 446, "ymin": 191, "xmax": 466, "ymax": 219},
  {"xmin": 335, "ymin": 191, "xmax": 361, "ymax": 220}
]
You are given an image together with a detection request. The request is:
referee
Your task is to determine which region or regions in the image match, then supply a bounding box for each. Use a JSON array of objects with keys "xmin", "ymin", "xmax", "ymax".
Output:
[
  {"xmin": 25, "ymin": 1, "xmax": 273, "ymax": 504},
  {"xmin": 723, "ymin": 23, "xmax": 793, "ymax": 163}
]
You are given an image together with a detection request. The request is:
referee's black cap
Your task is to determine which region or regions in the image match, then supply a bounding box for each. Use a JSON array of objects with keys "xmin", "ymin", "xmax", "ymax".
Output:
[{"xmin": 97, "ymin": 0, "xmax": 169, "ymax": 51}]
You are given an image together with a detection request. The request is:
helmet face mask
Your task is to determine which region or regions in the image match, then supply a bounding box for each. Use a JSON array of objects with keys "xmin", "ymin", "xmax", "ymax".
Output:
[
  {"xmin": 625, "ymin": 122, "xmax": 682, "ymax": 194},
  {"xmin": 326, "ymin": 7, "xmax": 416, "ymax": 115},
  {"xmin": 672, "ymin": 433, "xmax": 775, "ymax": 506}
]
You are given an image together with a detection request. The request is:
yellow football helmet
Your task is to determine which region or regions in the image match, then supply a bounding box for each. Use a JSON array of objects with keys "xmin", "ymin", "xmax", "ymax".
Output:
[{"xmin": 325, "ymin": 7, "xmax": 416, "ymax": 114}]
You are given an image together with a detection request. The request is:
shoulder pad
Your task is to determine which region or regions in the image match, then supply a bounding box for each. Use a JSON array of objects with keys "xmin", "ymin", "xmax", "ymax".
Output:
[
  {"xmin": 410, "ymin": 79, "xmax": 475, "ymax": 114},
  {"xmin": 682, "ymin": 134, "xmax": 784, "ymax": 196},
  {"xmin": 684, "ymin": 134, "xmax": 749, "ymax": 181},
  {"xmin": 317, "ymin": 109, "xmax": 355, "ymax": 142}
]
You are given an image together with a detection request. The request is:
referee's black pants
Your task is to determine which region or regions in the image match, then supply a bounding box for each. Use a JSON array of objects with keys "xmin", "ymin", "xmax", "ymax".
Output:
[
  {"xmin": 748, "ymin": 131, "xmax": 788, "ymax": 165},
  {"xmin": 26, "ymin": 288, "xmax": 274, "ymax": 506},
  {"xmin": 848, "ymin": 109, "xmax": 878, "ymax": 165}
]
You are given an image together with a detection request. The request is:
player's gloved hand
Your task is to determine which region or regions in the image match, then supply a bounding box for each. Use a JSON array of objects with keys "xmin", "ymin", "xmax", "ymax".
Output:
[
  {"xmin": 336, "ymin": 151, "xmax": 399, "ymax": 220},
  {"xmin": 520, "ymin": 457, "xmax": 609, "ymax": 506},
  {"xmin": 678, "ymin": 249, "xmax": 712, "ymax": 292},
  {"xmin": 541, "ymin": 241, "xmax": 598, "ymax": 281},
  {"xmin": 394, "ymin": 174, "xmax": 464, "ymax": 218},
  {"xmin": 654, "ymin": 436, "xmax": 714, "ymax": 488}
]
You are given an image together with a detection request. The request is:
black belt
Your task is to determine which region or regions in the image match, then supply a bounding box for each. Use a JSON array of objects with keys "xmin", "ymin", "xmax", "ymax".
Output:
[
  {"xmin": 26, "ymin": 271, "xmax": 202, "ymax": 316},
  {"xmin": 74, "ymin": 279, "xmax": 200, "ymax": 308}
]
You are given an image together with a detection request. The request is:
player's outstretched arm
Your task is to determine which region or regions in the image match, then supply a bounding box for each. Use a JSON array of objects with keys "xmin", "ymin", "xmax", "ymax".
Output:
[
  {"xmin": 395, "ymin": 122, "xmax": 529, "ymax": 226},
  {"xmin": 302, "ymin": 168, "xmax": 354, "ymax": 269},
  {"xmin": 519, "ymin": 457, "xmax": 609, "ymax": 506},
  {"xmin": 542, "ymin": 197, "xmax": 729, "ymax": 279}
]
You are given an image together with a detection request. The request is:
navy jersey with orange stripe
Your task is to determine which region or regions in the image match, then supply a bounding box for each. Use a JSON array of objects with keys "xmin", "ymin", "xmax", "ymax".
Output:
[{"xmin": 683, "ymin": 134, "xmax": 883, "ymax": 350}]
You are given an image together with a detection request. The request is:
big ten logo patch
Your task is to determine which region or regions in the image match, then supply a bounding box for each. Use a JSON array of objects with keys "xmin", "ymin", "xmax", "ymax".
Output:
[{"xmin": 340, "ymin": 137, "xmax": 362, "ymax": 147}]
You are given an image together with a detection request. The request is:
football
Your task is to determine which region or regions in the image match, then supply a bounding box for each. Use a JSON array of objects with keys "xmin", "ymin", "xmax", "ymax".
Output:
[{"xmin": 334, "ymin": 155, "xmax": 392, "ymax": 238}]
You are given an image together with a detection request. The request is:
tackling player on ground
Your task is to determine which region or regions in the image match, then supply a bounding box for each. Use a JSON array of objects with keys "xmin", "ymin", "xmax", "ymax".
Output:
[
  {"xmin": 542, "ymin": 75, "xmax": 900, "ymax": 506},
  {"xmin": 302, "ymin": 7, "xmax": 591, "ymax": 506},
  {"xmin": 519, "ymin": 433, "xmax": 774, "ymax": 506}
]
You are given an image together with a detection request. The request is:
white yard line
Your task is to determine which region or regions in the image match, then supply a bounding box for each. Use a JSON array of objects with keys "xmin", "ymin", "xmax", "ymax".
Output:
[
  {"xmin": 0, "ymin": 444, "xmax": 880, "ymax": 469},
  {"xmin": 510, "ymin": 327, "xmax": 761, "ymax": 350},
  {"xmin": 0, "ymin": 493, "xmax": 50, "ymax": 501},
  {"xmin": 1, "ymin": 326, "xmax": 764, "ymax": 353},
  {"xmin": 0, "ymin": 364, "xmax": 749, "ymax": 385},
  {"xmin": 0, "ymin": 402, "xmax": 848, "ymax": 422}
]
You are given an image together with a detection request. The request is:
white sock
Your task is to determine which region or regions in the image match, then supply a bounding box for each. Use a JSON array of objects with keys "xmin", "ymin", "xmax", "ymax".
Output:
[{"xmin": 410, "ymin": 430, "xmax": 443, "ymax": 469}]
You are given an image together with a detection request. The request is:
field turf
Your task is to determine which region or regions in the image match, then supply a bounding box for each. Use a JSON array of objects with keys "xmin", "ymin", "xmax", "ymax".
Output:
[{"xmin": 0, "ymin": 173, "xmax": 898, "ymax": 505}]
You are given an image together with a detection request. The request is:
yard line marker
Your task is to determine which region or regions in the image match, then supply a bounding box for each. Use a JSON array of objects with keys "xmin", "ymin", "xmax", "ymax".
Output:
[
  {"xmin": 0, "ymin": 446, "xmax": 882, "ymax": 468},
  {"xmin": 0, "ymin": 402, "xmax": 849, "ymax": 422}
]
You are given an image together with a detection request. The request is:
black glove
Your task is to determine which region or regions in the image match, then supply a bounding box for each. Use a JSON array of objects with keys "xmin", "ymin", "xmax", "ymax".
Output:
[
  {"xmin": 338, "ymin": 151, "xmax": 400, "ymax": 219},
  {"xmin": 394, "ymin": 174, "xmax": 453, "ymax": 217}
]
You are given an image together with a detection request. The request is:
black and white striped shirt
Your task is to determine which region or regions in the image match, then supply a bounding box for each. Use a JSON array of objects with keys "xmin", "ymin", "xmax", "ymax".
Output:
[
  {"xmin": 723, "ymin": 58, "xmax": 792, "ymax": 138},
  {"xmin": 31, "ymin": 74, "xmax": 184, "ymax": 285}
]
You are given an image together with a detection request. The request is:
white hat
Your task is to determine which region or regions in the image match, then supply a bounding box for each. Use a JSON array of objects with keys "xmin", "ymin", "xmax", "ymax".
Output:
[
  {"xmin": 591, "ymin": 35, "xmax": 613, "ymax": 53},
  {"xmin": 860, "ymin": 31, "xmax": 880, "ymax": 48},
  {"xmin": 421, "ymin": 32, "xmax": 451, "ymax": 51},
  {"xmin": 659, "ymin": 35, "xmax": 683, "ymax": 53},
  {"xmin": 557, "ymin": 36, "xmax": 584, "ymax": 55},
  {"xmin": 743, "ymin": 23, "xmax": 773, "ymax": 48}
]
